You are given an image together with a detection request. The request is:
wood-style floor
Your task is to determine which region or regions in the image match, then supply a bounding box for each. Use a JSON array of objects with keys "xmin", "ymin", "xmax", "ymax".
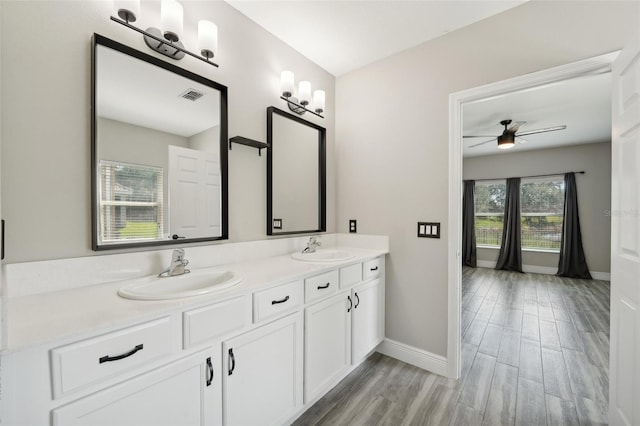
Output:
[{"xmin": 293, "ymin": 267, "xmax": 610, "ymax": 425}]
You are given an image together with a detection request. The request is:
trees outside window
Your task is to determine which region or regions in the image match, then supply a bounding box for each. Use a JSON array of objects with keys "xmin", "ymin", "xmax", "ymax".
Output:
[
  {"xmin": 520, "ymin": 177, "xmax": 565, "ymax": 251},
  {"xmin": 99, "ymin": 160, "xmax": 164, "ymax": 243},
  {"xmin": 474, "ymin": 180, "xmax": 506, "ymax": 247}
]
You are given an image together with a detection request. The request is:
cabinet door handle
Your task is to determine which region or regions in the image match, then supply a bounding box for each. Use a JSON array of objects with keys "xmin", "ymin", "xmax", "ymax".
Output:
[
  {"xmin": 370, "ymin": 266, "xmax": 379, "ymax": 271},
  {"xmin": 99, "ymin": 344, "xmax": 144, "ymax": 364},
  {"xmin": 228, "ymin": 348, "xmax": 236, "ymax": 376},
  {"xmin": 171, "ymin": 234, "xmax": 185, "ymax": 240},
  {"xmin": 347, "ymin": 295, "xmax": 353, "ymax": 313},
  {"xmin": 317, "ymin": 283, "xmax": 330, "ymax": 290},
  {"xmin": 354, "ymin": 292, "xmax": 360, "ymax": 309},
  {"xmin": 271, "ymin": 295, "xmax": 290, "ymax": 305},
  {"xmin": 206, "ymin": 357, "xmax": 214, "ymax": 387}
]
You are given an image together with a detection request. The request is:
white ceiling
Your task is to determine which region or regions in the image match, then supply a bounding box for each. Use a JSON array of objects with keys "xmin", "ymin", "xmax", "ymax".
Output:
[
  {"xmin": 462, "ymin": 72, "xmax": 612, "ymax": 158},
  {"xmin": 224, "ymin": 0, "xmax": 527, "ymax": 76},
  {"xmin": 96, "ymin": 44, "xmax": 220, "ymax": 137}
]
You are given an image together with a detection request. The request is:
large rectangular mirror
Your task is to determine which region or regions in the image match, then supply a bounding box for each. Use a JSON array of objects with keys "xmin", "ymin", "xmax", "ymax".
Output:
[
  {"xmin": 267, "ymin": 106, "xmax": 326, "ymax": 235},
  {"xmin": 92, "ymin": 34, "xmax": 228, "ymax": 250}
]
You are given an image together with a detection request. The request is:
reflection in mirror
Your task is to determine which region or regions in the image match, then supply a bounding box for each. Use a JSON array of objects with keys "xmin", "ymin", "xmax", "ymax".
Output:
[
  {"xmin": 267, "ymin": 107, "xmax": 326, "ymax": 235},
  {"xmin": 92, "ymin": 34, "xmax": 228, "ymax": 250}
]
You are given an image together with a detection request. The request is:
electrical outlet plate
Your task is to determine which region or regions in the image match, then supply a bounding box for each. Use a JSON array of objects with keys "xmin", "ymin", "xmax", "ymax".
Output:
[
  {"xmin": 417, "ymin": 222, "xmax": 440, "ymax": 238},
  {"xmin": 349, "ymin": 219, "xmax": 357, "ymax": 233},
  {"xmin": 273, "ymin": 219, "xmax": 283, "ymax": 230}
]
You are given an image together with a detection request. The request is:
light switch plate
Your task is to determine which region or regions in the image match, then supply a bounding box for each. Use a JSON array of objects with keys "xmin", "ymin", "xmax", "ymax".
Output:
[
  {"xmin": 349, "ymin": 219, "xmax": 357, "ymax": 233},
  {"xmin": 273, "ymin": 218, "xmax": 283, "ymax": 230},
  {"xmin": 417, "ymin": 222, "xmax": 440, "ymax": 238}
]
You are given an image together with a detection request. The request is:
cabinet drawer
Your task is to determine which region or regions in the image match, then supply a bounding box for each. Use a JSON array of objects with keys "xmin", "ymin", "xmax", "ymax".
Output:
[
  {"xmin": 51, "ymin": 317, "xmax": 176, "ymax": 398},
  {"xmin": 52, "ymin": 348, "xmax": 216, "ymax": 426},
  {"xmin": 183, "ymin": 295, "xmax": 251, "ymax": 349},
  {"xmin": 305, "ymin": 270, "xmax": 338, "ymax": 303},
  {"xmin": 253, "ymin": 281, "xmax": 303, "ymax": 323},
  {"xmin": 363, "ymin": 258, "xmax": 382, "ymax": 280},
  {"xmin": 339, "ymin": 263, "xmax": 362, "ymax": 289}
]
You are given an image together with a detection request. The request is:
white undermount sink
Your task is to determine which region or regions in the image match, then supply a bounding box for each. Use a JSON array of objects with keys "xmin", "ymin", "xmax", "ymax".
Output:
[
  {"xmin": 118, "ymin": 267, "xmax": 243, "ymax": 301},
  {"xmin": 290, "ymin": 249, "xmax": 354, "ymax": 262}
]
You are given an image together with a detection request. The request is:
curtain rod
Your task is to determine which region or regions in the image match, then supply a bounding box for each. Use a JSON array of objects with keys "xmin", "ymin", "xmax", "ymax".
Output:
[{"xmin": 469, "ymin": 171, "xmax": 585, "ymax": 182}]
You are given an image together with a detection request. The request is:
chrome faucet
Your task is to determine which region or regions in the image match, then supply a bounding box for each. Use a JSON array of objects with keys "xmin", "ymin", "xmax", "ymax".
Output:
[
  {"xmin": 159, "ymin": 249, "xmax": 190, "ymax": 277},
  {"xmin": 302, "ymin": 236, "xmax": 322, "ymax": 253}
]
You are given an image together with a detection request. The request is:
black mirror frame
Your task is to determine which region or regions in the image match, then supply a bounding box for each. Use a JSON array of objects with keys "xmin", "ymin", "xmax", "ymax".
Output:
[
  {"xmin": 266, "ymin": 106, "xmax": 326, "ymax": 236},
  {"xmin": 91, "ymin": 34, "xmax": 229, "ymax": 250}
]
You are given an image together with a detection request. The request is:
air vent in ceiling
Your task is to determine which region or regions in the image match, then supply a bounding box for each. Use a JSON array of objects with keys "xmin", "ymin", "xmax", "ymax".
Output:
[{"xmin": 180, "ymin": 89, "xmax": 204, "ymax": 101}]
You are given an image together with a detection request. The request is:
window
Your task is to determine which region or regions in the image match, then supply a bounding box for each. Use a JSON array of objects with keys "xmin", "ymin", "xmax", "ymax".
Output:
[
  {"xmin": 520, "ymin": 176, "xmax": 565, "ymax": 251},
  {"xmin": 474, "ymin": 180, "xmax": 506, "ymax": 247},
  {"xmin": 99, "ymin": 160, "xmax": 164, "ymax": 244}
]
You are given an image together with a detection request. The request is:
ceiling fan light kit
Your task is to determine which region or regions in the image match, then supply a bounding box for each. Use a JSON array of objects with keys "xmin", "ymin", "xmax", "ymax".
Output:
[{"xmin": 497, "ymin": 132, "xmax": 515, "ymax": 149}]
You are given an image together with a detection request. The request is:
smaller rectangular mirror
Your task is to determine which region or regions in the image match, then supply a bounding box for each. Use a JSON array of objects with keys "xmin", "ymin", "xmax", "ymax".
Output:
[{"xmin": 267, "ymin": 107, "xmax": 326, "ymax": 235}]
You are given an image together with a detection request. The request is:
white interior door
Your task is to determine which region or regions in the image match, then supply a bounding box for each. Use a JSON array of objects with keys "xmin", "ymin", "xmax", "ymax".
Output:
[
  {"xmin": 609, "ymin": 33, "xmax": 640, "ymax": 426},
  {"xmin": 168, "ymin": 146, "xmax": 221, "ymax": 239}
]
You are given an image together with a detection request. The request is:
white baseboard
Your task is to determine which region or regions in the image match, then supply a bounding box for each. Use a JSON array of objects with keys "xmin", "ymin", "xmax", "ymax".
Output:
[
  {"xmin": 590, "ymin": 271, "xmax": 611, "ymax": 281},
  {"xmin": 376, "ymin": 338, "xmax": 448, "ymax": 377},
  {"xmin": 476, "ymin": 260, "xmax": 610, "ymax": 281}
]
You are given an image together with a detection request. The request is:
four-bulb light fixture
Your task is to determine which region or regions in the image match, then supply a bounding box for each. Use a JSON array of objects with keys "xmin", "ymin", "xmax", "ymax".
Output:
[
  {"xmin": 280, "ymin": 71, "xmax": 325, "ymax": 118},
  {"xmin": 111, "ymin": 0, "xmax": 219, "ymax": 67}
]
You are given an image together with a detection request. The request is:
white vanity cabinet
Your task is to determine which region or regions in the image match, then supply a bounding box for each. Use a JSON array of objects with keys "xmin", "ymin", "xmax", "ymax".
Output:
[
  {"xmin": 351, "ymin": 278, "xmax": 384, "ymax": 363},
  {"xmin": 222, "ymin": 312, "xmax": 303, "ymax": 426},
  {"xmin": 52, "ymin": 347, "xmax": 221, "ymax": 426},
  {"xmin": 2, "ymin": 251, "xmax": 386, "ymax": 426},
  {"xmin": 304, "ymin": 292, "xmax": 352, "ymax": 402},
  {"xmin": 304, "ymin": 257, "xmax": 385, "ymax": 402}
]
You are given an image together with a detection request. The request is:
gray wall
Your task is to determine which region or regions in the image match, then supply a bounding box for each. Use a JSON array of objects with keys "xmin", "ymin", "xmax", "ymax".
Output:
[
  {"xmin": 0, "ymin": 0, "xmax": 335, "ymax": 262},
  {"xmin": 335, "ymin": 1, "xmax": 637, "ymax": 357},
  {"xmin": 463, "ymin": 142, "xmax": 612, "ymax": 273},
  {"xmin": 189, "ymin": 126, "xmax": 220, "ymax": 157}
]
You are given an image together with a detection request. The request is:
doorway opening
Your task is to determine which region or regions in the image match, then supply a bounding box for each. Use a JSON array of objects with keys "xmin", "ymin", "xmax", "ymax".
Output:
[{"xmin": 447, "ymin": 53, "xmax": 617, "ymax": 423}]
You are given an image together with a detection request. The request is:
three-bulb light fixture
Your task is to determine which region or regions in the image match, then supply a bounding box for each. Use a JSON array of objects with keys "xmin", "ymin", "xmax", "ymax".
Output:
[
  {"xmin": 280, "ymin": 71, "xmax": 325, "ymax": 118},
  {"xmin": 111, "ymin": 0, "xmax": 219, "ymax": 67}
]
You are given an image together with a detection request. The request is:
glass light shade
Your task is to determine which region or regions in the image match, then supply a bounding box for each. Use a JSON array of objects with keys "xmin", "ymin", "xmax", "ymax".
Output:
[
  {"xmin": 313, "ymin": 90, "xmax": 325, "ymax": 114},
  {"xmin": 497, "ymin": 133, "xmax": 515, "ymax": 149},
  {"xmin": 161, "ymin": 0, "xmax": 183, "ymax": 42},
  {"xmin": 198, "ymin": 20, "xmax": 218, "ymax": 59},
  {"xmin": 281, "ymin": 71, "xmax": 295, "ymax": 98},
  {"xmin": 114, "ymin": 0, "xmax": 140, "ymax": 22},
  {"xmin": 298, "ymin": 81, "xmax": 311, "ymax": 106}
]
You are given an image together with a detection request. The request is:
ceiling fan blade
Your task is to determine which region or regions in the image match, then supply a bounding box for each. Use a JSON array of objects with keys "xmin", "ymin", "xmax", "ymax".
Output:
[
  {"xmin": 516, "ymin": 125, "xmax": 567, "ymax": 137},
  {"xmin": 463, "ymin": 135, "xmax": 498, "ymax": 138},
  {"xmin": 507, "ymin": 121, "xmax": 526, "ymax": 133},
  {"xmin": 516, "ymin": 137, "xmax": 528, "ymax": 144},
  {"xmin": 468, "ymin": 138, "xmax": 495, "ymax": 148}
]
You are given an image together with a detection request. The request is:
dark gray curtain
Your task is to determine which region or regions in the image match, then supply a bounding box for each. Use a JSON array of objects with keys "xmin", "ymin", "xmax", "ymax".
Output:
[
  {"xmin": 557, "ymin": 173, "xmax": 592, "ymax": 279},
  {"xmin": 496, "ymin": 177, "xmax": 523, "ymax": 272},
  {"xmin": 462, "ymin": 180, "xmax": 477, "ymax": 267}
]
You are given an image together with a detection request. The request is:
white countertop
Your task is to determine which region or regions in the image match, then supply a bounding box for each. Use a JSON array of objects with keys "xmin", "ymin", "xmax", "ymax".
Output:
[{"xmin": 4, "ymin": 246, "xmax": 387, "ymax": 353}]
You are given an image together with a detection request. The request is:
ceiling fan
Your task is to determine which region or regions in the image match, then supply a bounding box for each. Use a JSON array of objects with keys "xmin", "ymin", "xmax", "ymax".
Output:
[{"xmin": 464, "ymin": 119, "xmax": 567, "ymax": 150}]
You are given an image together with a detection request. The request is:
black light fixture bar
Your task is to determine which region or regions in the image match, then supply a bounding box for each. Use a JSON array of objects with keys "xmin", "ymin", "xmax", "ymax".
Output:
[
  {"xmin": 280, "ymin": 96, "xmax": 324, "ymax": 118},
  {"xmin": 110, "ymin": 16, "xmax": 219, "ymax": 68}
]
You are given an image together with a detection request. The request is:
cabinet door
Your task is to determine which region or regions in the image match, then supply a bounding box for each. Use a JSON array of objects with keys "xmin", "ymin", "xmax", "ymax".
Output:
[
  {"xmin": 351, "ymin": 278, "xmax": 383, "ymax": 363},
  {"xmin": 304, "ymin": 292, "xmax": 351, "ymax": 403},
  {"xmin": 222, "ymin": 312, "xmax": 303, "ymax": 426},
  {"xmin": 52, "ymin": 348, "xmax": 220, "ymax": 426}
]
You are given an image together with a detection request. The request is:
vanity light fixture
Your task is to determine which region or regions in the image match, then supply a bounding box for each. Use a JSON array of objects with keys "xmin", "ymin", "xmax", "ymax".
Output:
[
  {"xmin": 110, "ymin": 0, "xmax": 219, "ymax": 68},
  {"xmin": 280, "ymin": 71, "xmax": 325, "ymax": 118}
]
